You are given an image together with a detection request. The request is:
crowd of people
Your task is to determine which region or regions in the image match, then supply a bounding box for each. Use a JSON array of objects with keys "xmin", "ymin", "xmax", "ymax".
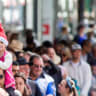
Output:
[{"xmin": 0, "ymin": 22, "xmax": 96, "ymax": 96}]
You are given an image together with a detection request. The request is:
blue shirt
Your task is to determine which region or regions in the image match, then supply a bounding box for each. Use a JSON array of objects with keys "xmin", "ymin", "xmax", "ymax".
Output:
[{"xmin": 35, "ymin": 73, "xmax": 56, "ymax": 96}]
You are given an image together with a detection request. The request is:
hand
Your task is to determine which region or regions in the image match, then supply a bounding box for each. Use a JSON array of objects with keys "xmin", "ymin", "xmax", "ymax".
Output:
[
  {"xmin": 58, "ymin": 80, "xmax": 67, "ymax": 96},
  {"xmin": 70, "ymin": 80, "xmax": 75, "ymax": 88},
  {"xmin": 41, "ymin": 54, "xmax": 51, "ymax": 61}
]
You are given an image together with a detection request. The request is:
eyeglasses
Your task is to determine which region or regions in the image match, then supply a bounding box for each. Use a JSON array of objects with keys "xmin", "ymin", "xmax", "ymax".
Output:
[
  {"xmin": 33, "ymin": 64, "xmax": 43, "ymax": 68},
  {"xmin": 0, "ymin": 75, "xmax": 3, "ymax": 79},
  {"xmin": 12, "ymin": 69, "xmax": 19, "ymax": 72}
]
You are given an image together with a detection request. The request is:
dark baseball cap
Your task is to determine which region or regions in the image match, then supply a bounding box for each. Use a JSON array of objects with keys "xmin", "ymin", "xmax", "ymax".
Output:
[{"xmin": 17, "ymin": 57, "xmax": 28, "ymax": 65}]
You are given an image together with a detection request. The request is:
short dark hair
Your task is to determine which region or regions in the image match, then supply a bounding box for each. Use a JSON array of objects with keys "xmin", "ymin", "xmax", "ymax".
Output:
[
  {"xmin": 29, "ymin": 55, "xmax": 40, "ymax": 66},
  {"xmin": 77, "ymin": 24, "xmax": 85, "ymax": 32},
  {"xmin": 17, "ymin": 57, "xmax": 28, "ymax": 66},
  {"xmin": 81, "ymin": 40, "xmax": 91, "ymax": 47},
  {"xmin": 61, "ymin": 26, "xmax": 67, "ymax": 31},
  {"xmin": 42, "ymin": 41, "xmax": 53, "ymax": 48}
]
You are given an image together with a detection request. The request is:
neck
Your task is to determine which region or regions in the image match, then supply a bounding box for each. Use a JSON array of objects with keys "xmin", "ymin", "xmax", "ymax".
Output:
[
  {"xmin": 72, "ymin": 58, "xmax": 80, "ymax": 63},
  {"xmin": 30, "ymin": 74, "xmax": 37, "ymax": 80}
]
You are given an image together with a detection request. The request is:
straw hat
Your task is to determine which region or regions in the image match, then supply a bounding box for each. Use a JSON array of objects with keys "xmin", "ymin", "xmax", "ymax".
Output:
[{"xmin": 9, "ymin": 40, "xmax": 23, "ymax": 52}]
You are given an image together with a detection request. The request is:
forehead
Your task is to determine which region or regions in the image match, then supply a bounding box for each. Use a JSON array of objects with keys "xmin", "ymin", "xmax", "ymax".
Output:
[
  {"xmin": 48, "ymin": 48, "xmax": 55, "ymax": 52},
  {"xmin": 72, "ymin": 49, "xmax": 81, "ymax": 52},
  {"xmin": 13, "ymin": 65, "xmax": 19, "ymax": 67},
  {"xmin": 19, "ymin": 64, "xmax": 29, "ymax": 68},
  {"xmin": 13, "ymin": 65, "xmax": 19, "ymax": 69},
  {"xmin": 15, "ymin": 77, "xmax": 24, "ymax": 82},
  {"xmin": 33, "ymin": 57, "xmax": 43, "ymax": 65}
]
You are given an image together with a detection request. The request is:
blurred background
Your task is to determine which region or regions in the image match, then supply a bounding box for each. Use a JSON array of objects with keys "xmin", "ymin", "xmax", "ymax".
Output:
[{"xmin": 0, "ymin": 0, "xmax": 96, "ymax": 45}]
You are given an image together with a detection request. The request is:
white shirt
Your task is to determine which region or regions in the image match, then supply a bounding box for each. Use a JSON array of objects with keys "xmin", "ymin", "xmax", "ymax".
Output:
[{"xmin": 63, "ymin": 59, "xmax": 92, "ymax": 96}]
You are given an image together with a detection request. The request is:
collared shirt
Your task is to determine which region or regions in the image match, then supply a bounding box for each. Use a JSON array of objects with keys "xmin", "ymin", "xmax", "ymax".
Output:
[
  {"xmin": 63, "ymin": 59, "xmax": 92, "ymax": 96},
  {"xmin": 29, "ymin": 72, "xmax": 56, "ymax": 96}
]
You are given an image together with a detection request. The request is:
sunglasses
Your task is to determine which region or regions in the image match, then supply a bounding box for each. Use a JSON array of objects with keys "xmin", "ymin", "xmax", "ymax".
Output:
[{"xmin": 0, "ymin": 75, "xmax": 3, "ymax": 79}]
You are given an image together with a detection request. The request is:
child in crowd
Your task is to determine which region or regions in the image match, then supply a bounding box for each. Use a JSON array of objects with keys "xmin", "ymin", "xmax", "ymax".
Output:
[{"xmin": 0, "ymin": 23, "xmax": 15, "ymax": 96}]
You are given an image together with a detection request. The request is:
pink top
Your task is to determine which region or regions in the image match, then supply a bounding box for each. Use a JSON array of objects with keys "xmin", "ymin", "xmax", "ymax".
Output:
[{"xmin": 0, "ymin": 51, "xmax": 15, "ymax": 89}]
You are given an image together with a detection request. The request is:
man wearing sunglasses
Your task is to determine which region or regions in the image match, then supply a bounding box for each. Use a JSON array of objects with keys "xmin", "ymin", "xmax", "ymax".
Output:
[{"xmin": 28, "ymin": 55, "xmax": 56, "ymax": 96}]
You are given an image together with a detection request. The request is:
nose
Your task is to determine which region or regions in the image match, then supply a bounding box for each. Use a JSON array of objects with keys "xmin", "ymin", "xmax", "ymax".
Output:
[{"xmin": 16, "ymin": 84, "xmax": 19, "ymax": 89}]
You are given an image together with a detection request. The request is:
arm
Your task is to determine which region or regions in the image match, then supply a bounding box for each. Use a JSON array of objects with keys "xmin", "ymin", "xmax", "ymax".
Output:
[
  {"xmin": 0, "ymin": 52, "xmax": 12, "ymax": 70},
  {"xmin": 48, "ymin": 60, "xmax": 59, "ymax": 72},
  {"xmin": 80, "ymin": 65, "xmax": 92, "ymax": 96}
]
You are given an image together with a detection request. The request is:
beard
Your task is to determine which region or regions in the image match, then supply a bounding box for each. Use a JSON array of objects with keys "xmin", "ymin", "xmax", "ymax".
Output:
[{"xmin": 72, "ymin": 56, "xmax": 80, "ymax": 61}]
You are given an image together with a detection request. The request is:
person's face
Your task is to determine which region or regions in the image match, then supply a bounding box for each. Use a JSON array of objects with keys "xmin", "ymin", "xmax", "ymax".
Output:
[
  {"xmin": 19, "ymin": 64, "xmax": 30, "ymax": 79},
  {"xmin": 58, "ymin": 80, "xmax": 70, "ymax": 95},
  {"xmin": 0, "ymin": 41, "xmax": 6, "ymax": 53},
  {"xmin": 0, "ymin": 69, "xmax": 5, "ymax": 88},
  {"xmin": 72, "ymin": 49, "xmax": 81, "ymax": 60},
  {"xmin": 92, "ymin": 66, "xmax": 96, "ymax": 75},
  {"xmin": 47, "ymin": 48, "xmax": 56, "ymax": 60},
  {"xmin": 90, "ymin": 90, "xmax": 96, "ymax": 96},
  {"xmin": 15, "ymin": 77, "xmax": 25, "ymax": 95},
  {"xmin": 12, "ymin": 65, "xmax": 19, "ymax": 76},
  {"xmin": 84, "ymin": 43, "xmax": 92, "ymax": 53},
  {"xmin": 79, "ymin": 27, "xmax": 85, "ymax": 36},
  {"xmin": 30, "ymin": 58, "xmax": 43, "ymax": 79},
  {"xmin": 19, "ymin": 52, "xmax": 24, "ymax": 57},
  {"xmin": 55, "ymin": 44, "xmax": 63, "ymax": 55}
]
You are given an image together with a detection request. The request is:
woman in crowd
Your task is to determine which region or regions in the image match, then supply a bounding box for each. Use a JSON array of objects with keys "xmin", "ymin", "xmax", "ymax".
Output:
[
  {"xmin": 60, "ymin": 47, "xmax": 72, "ymax": 64},
  {"xmin": 58, "ymin": 78, "xmax": 78, "ymax": 96},
  {"xmin": 14, "ymin": 72, "xmax": 32, "ymax": 96},
  {"xmin": 58, "ymin": 47, "xmax": 71, "ymax": 78}
]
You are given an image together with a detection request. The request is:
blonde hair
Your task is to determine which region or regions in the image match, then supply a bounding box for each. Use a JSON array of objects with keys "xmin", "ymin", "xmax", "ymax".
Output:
[{"xmin": 61, "ymin": 47, "xmax": 72, "ymax": 59}]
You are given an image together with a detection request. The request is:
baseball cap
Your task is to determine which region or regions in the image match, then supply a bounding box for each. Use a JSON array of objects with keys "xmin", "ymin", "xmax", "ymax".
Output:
[
  {"xmin": 71, "ymin": 43, "xmax": 82, "ymax": 51},
  {"xmin": 17, "ymin": 57, "xmax": 28, "ymax": 65}
]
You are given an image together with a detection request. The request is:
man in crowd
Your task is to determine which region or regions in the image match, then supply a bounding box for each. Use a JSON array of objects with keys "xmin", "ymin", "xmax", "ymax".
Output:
[
  {"xmin": 16, "ymin": 57, "xmax": 42, "ymax": 96},
  {"xmin": 28, "ymin": 55, "xmax": 56, "ymax": 96},
  {"xmin": 81, "ymin": 40, "xmax": 92, "ymax": 62},
  {"xmin": 63, "ymin": 43, "xmax": 92, "ymax": 96},
  {"xmin": 12, "ymin": 61, "xmax": 19, "ymax": 76},
  {"xmin": 17, "ymin": 57, "xmax": 30, "ymax": 79}
]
